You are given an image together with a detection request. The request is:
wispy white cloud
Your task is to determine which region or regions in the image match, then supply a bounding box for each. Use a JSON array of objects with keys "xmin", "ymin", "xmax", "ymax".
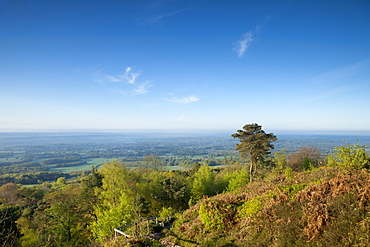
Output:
[
  {"xmin": 164, "ymin": 96, "xmax": 200, "ymax": 103},
  {"xmin": 106, "ymin": 75, "xmax": 122, "ymax": 83},
  {"xmin": 124, "ymin": 67, "xmax": 140, "ymax": 84},
  {"xmin": 235, "ymin": 31, "xmax": 254, "ymax": 57},
  {"xmin": 312, "ymin": 59, "xmax": 370, "ymax": 84},
  {"xmin": 143, "ymin": 7, "xmax": 191, "ymax": 24},
  {"xmin": 133, "ymin": 81, "xmax": 154, "ymax": 95},
  {"xmin": 234, "ymin": 23, "xmax": 264, "ymax": 58},
  {"xmin": 137, "ymin": 0, "xmax": 194, "ymax": 25},
  {"xmin": 303, "ymin": 86, "xmax": 352, "ymax": 102},
  {"xmin": 303, "ymin": 59, "xmax": 369, "ymax": 102},
  {"xmin": 105, "ymin": 66, "xmax": 140, "ymax": 84},
  {"xmin": 96, "ymin": 66, "xmax": 153, "ymax": 96}
]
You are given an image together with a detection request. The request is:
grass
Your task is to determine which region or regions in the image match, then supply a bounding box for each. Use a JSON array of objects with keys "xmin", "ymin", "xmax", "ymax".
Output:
[
  {"xmin": 163, "ymin": 166, "xmax": 186, "ymax": 171},
  {"xmin": 50, "ymin": 164, "xmax": 96, "ymax": 173},
  {"xmin": 22, "ymin": 184, "xmax": 40, "ymax": 188},
  {"xmin": 49, "ymin": 157, "xmax": 124, "ymax": 173}
]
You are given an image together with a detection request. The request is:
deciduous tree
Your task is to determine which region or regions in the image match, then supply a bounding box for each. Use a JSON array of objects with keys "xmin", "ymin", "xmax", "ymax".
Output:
[
  {"xmin": 288, "ymin": 146, "xmax": 322, "ymax": 171},
  {"xmin": 90, "ymin": 161, "xmax": 136, "ymax": 242},
  {"xmin": 190, "ymin": 165, "xmax": 216, "ymax": 203}
]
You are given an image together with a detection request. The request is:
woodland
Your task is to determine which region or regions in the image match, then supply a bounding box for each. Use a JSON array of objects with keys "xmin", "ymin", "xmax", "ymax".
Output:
[{"xmin": 0, "ymin": 124, "xmax": 369, "ymax": 247}]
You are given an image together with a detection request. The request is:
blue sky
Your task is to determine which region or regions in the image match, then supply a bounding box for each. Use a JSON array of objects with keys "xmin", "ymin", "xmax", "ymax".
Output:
[{"xmin": 1, "ymin": 0, "xmax": 370, "ymax": 134}]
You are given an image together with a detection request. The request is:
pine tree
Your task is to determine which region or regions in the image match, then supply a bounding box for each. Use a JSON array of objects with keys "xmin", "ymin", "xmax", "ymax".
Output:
[{"xmin": 232, "ymin": 123, "xmax": 277, "ymax": 182}]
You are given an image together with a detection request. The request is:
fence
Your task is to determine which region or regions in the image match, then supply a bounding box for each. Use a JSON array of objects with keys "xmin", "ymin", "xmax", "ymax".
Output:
[{"xmin": 114, "ymin": 216, "xmax": 159, "ymax": 238}]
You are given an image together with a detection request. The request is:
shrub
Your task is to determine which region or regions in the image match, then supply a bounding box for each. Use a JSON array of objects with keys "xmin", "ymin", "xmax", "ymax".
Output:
[
  {"xmin": 238, "ymin": 197, "xmax": 261, "ymax": 218},
  {"xmin": 199, "ymin": 199, "xmax": 234, "ymax": 232},
  {"xmin": 327, "ymin": 143, "xmax": 369, "ymax": 170}
]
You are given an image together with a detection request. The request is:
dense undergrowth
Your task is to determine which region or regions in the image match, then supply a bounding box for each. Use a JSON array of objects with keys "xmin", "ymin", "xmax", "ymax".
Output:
[{"xmin": 162, "ymin": 167, "xmax": 370, "ymax": 246}]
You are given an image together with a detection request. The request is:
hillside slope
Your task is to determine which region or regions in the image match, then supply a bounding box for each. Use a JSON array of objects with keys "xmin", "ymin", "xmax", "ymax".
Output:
[{"xmin": 162, "ymin": 167, "xmax": 370, "ymax": 246}]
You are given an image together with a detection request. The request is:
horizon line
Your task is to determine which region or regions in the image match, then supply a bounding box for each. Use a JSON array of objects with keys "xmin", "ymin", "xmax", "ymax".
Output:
[{"xmin": 0, "ymin": 128, "xmax": 370, "ymax": 136}]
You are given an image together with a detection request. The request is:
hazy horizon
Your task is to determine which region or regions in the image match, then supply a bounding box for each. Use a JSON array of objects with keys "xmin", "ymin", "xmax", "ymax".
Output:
[{"xmin": 1, "ymin": 128, "xmax": 370, "ymax": 136}]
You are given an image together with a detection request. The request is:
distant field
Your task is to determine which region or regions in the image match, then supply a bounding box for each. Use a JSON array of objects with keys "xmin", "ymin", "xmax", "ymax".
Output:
[
  {"xmin": 23, "ymin": 184, "xmax": 39, "ymax": 188},
  {"xmin": 163, "ymin": 166, "xmax": 186, "ymax": 171},
  {"xmin": 0, "ymin": 153, "xmax": 24, "ymax": 163},
  {"xmin": 49, "ymin": 157, "xmax": 125, "ymax": 173},
  {"xmin": 49, "ymin": 164, "xmax": 96, "ymax": 173},
  {"xmin": 85, "ymin": 157, "xmax": 126, "ymax": 166}
]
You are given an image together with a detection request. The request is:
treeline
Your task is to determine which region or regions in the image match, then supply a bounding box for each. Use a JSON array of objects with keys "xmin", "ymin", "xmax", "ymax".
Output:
[
  {"xmin": 125, "ymin": 155, "xmax": 242, "ymax": 169},
  {"xmin": 0, "ymin": 171, "xmax": 70, "ymax": 185},
  {"xmin": 22, "ymin": 153, "xmax": 63, "ymax": 161},
  {"xmin": 53, "ymin": 161, "xmax": 87, "ymax": 167},
  {"xmin": 42, "ymin": 155, "xmax": 82, "ymax": 165},
  {"xmin": 0, "ymin": 153, "xmax": 16, "ymax": 158},
  {"xmin": 0, "ymin": 162, "xmax": 48, "ymax": 175},
  {"xmin": 0, "ymin": 153, "xmax": 61, "ymax": 175}
]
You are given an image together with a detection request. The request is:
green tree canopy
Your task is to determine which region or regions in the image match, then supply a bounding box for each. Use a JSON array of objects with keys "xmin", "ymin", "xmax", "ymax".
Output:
[
  {"xmin": 91, "ymin": 161, "xmax": 136, "ymax": 242},
  {"xmin": 232, "ymin": 123, "xmax": 277, "ymax": 182},
  {"xmin": 190, "ymin": 165, "xmax": 216, "ymax": 203},
  {"xmin": 327, "ymin": 142, "xmax": 369, "ymax": 170}
]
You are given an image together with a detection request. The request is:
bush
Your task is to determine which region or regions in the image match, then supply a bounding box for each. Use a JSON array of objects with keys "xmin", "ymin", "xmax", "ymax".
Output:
[{"xmin": 327, "ymin": 143, "xmax": 369, "ymax": 170}]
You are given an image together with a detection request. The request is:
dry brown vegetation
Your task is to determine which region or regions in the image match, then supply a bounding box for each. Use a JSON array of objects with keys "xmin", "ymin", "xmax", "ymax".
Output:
[{"xmin": 162, "ymin": 167, "xmax": 370, "ymax": 246}]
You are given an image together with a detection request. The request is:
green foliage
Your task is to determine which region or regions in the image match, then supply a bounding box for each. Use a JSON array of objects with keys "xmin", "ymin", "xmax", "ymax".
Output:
[
  {"xmin": 56, "ymin": 176, "xmax": 66, "ymax": 184},
  {"xmin": 133, "ymin": 195, "xmax": 150, "ymax": 219},
  {"xmin": 190, "ymin": 165, "xmax": 217, "ymax": 203},
  {"xmin": 238, "ymin": 197, "xmax": 261, "ymax": 217},
  {"xmin": 144, "ymin": 154, "xmax": 161, "ymax": 170},
  {"xmin": 0, "ymin": 171, "xmax": 70, "ymax": 186},
  {"xmin": 226, "ymin": 166, "xmax": 249, "ymax": 192},
  {"xmin": 161, "ymin": 175, "xmax": 188, "ymax": 211},
  {"xmin": 17, "ymin": 183, "xmax": 94, "ymax": 247},
  {"xmin": 302, "ymin": 157, "xmax": 314, "ymax": 171},
  {"xmin": 92, "ymin": 195, "xmax": 134, "ymax": 242},
  {"xmin": 327, "ymin": 142, "xmax": 369, "ymax": 169},
  {"xmin": 91, "ymin": 161, "xmax": 136, "ymax": 243},
  {"xmin": 46, "ymin": 185, "xmax": 92, "ymax": 245},
  {"xmin": 42, "ymin": 155, "xmax": 83, "ymax": 165},
  {"xmin": 142, "ymin": 239, "xmax": 166, "ymax": 247},
  {"xmin": 137, "ymin": 170, "xmax": 167, "ymax": 215},
  {"xmin": 82, "ymin": 165, "xmax": 103, "ymax": 188},
  {"xmin": 0, "ymin": 162, "xmax": 47, "ymax": 176},
  {"xmin": 284, "ymin": 166, "xmax": 293, "ymax": 179},
  {"xmin": 159, "ymin": 207, "xmax": 176, "ymax": 222},
  {"xmin": 273, "ymin": 149, "xmax": 288, "ymax": 171},
  {"xmin": 278, "ymin": 183, "xmax": 308, "ymax": 199},
  {"xmin": 0, "ymin": 204, "xmax": 21, "ymax": 246},
  {"xmin": 199, "ymin": 199, "xmax": 233, "ymax": 232}
]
